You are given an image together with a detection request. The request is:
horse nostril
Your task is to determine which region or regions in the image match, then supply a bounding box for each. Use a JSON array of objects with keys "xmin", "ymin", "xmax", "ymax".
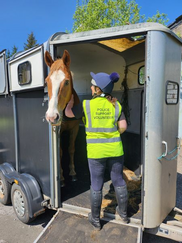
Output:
[
  {"xmin": 45, "ymin": 110, "xmax": 61, "ymax": 124},
  {"xmin": 55, "ymin": 113, "xmax": 60, "ymax": 122}
]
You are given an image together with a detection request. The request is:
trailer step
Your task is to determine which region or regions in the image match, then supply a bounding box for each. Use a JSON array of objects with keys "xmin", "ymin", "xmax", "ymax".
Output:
[
  {"xmin": 61, "ymin": 203, "xmax": 142, "ymax": 227},
  {"xmin": 35, "ymin": 205, "xmax": 143, "ymax": 243}
]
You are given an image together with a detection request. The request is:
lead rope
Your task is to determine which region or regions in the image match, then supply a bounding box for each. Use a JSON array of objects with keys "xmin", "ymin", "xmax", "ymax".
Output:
[
  {"xmin": 158, "ymin": 145, "xmax": 181, "ymax": 161},
  {"xmin": 121, "ymin": 66, "xmax": 131, "ymax": 125}
]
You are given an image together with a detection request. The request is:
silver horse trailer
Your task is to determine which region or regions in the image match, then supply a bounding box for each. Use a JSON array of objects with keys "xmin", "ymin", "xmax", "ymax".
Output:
[{"xmin": 0, "ymin": 23, "xmax": 182, "ymax": 242}]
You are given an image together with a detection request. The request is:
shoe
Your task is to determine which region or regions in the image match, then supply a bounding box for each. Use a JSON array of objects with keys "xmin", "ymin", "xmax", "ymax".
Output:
[
  {"xmin": 115, "ymin": 185, "xmax": 129, "ymax": 224},
  {"xmin": 88, "ymin": 212, "xmax": 101, "ymax": 230},
  {"xmin": 89, "ymin": 187, "xmax": 102, "ymax": 230},
  {"xmin": 116, "ymin": 206, "xmax": 129, "ymax": 223}
]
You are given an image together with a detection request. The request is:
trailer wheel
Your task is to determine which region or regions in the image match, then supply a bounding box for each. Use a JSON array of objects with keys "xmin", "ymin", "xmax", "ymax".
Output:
[
  {"xmin": 11, "ymin": 183, "xmax": 33, "ymax": 224},
  {"xmin": 0, "ymin": 171, "xmax": 11, "ymax": 205}
]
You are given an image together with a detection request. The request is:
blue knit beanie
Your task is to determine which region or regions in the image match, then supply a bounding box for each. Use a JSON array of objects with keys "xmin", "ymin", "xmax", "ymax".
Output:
[{"xmin": 90, "ymin": 72, "xmax": 120, "ymax": 94}]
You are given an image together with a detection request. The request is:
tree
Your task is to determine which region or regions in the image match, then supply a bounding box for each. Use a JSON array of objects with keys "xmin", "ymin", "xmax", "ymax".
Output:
[
  {"xmin": 6, "ymin": 45, "xmax": 18, "ymax": 59},
  {"xmin": 6, "ymin": 50, "xmax": 11, "ymax": 59},
  {"xmin": 24, "ymin": 32, "xmax": 38, "ymax": 50},
  {"xmin": 11, "ymin": 45, "xmax": 18, "ymax": 56},
  {"xmin": 147, "ymin": 10, "xmax": 168, "ymax": 25},
  {"xmin": 73, "ymin": 0, "xmax": 169, "ymax": 32}
]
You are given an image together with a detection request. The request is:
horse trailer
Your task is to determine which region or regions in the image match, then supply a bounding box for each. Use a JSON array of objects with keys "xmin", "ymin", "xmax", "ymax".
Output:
[{"xmin": 0, "ymin": 22, "xmax": 182, "ymax": 242}]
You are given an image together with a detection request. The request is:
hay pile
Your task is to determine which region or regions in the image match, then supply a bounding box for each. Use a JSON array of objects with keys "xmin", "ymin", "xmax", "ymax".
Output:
[{"xmin": 101, "ymin": 167, "xmax": 142, "ymax": 216}]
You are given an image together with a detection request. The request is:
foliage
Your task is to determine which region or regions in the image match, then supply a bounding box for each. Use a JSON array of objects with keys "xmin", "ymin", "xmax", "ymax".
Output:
[
  {"xmin": 24, "ymin": 31, "xmax": 38, "ymax": 50},
  {"xmin": 73, "ymin": 0, "xmax": 169, "ymax": 32},
  {"xmin": 11, "ymin": 45, "xmax": 18, "ymax": 56},
  {"xmin": 6, "ymin": 32, "xmax": 38, "ymax": 59},
  {"xmin": 6, "ymin": 50, "xmax": 11, "ymax": 59},
  {"xmin": 6, "ymin": 45, "xmax": 18, "ymax": 59},
  {"xmin": 175, "ymin": 32, "xmax": 182, "ymax": 38},
  {"xmin": 146, "ymin": 10, "xmax": 168, "ymax": 25}
]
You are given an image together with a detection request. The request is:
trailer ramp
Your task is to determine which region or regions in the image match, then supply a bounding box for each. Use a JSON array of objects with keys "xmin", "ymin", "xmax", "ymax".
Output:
[{"xmin": 35, "ymin": 205, "xmax": 143, "ymax": 243}]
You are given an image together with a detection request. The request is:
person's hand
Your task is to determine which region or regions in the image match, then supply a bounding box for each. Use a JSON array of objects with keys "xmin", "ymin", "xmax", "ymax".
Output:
[{"xmin": 106, "ymin": 95, "xmax": 117, "ymax": 106}]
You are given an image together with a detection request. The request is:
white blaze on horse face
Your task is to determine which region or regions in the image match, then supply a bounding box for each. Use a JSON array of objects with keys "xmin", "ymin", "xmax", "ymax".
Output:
[{"xmin": 46, "ymin": 70, "xmax": 65, "ymax": 123}]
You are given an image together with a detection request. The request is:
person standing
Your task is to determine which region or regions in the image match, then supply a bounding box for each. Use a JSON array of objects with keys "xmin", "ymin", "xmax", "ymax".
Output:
[{"xmin": 65, "ymin": 71, "xmax": 129, "ymax": 230}]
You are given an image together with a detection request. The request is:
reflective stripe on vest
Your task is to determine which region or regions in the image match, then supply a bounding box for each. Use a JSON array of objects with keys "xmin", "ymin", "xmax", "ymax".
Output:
[{"xmin": 86, "ymin": 137, "xmax": 121, "ymax": 144}]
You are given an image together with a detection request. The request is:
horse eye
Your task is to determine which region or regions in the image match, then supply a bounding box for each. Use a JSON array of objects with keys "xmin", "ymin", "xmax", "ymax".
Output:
[{"xmin": 65, "ymin": 80, "xmax": 69, "ymax": 86}]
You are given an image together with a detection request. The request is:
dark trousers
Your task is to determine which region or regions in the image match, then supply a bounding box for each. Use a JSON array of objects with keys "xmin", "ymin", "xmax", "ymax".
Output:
[{"xmin": 88, "ymin": 156, "xmax": 126, "ymax": 191}]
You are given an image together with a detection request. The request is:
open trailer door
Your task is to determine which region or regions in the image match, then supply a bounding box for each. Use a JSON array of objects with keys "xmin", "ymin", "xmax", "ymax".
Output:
[{"xmin": 143, "ymin": 30, "xmax": 181, "ymax": 230}]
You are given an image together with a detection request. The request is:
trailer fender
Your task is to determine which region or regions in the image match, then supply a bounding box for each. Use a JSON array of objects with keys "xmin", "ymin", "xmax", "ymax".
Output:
[
  {"xmin": 11, "ymin": 173, "xmax": 45, "ymax": 219},
  {"xmin": 0, "ymin": 162, "xmax": 21, "ymax": 186},
  {"xmin": 0, "ymin": 162, "xmax": 16, "ymax": 176},
  {"xmin": 0, "ymin": 162, "xmax": 15, "ymax": 204},
  {"xmin": 0, "ymin": 163, "xmax": 44, "ymax": 218}
]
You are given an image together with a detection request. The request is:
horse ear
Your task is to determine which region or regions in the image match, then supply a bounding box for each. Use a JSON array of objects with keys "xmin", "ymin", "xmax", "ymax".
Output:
[
  {"xmin": 62, "ymin": 50, "xmax": 71, "ymax": 67},
  {"xmin": 44, "ymin": 51, "xmax": 54, "ymax": 67}
]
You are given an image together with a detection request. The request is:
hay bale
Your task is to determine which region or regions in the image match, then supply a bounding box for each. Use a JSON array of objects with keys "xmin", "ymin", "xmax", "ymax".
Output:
[{"xmin": 123, "ymin": 166, "xmax": 141, "ymax": 191}]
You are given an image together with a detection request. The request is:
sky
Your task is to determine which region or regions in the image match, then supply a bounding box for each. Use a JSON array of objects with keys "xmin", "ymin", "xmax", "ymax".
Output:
[{"xmin": 0, "ymin": 0, "xmax": 181, "ymax": 52}]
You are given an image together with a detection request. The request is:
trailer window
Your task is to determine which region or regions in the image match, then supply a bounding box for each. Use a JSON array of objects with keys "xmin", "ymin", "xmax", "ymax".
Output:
[
  {"xmin": 18, "ymin": 61, "xmax": 31, "ymax": 85},
  {"xmin": 166, "ymin": 81, "xmax": 179, "ymax": 105},
  {"xmin": 138, "ymin": 66, "xmax": 145, "ymax": 85}
]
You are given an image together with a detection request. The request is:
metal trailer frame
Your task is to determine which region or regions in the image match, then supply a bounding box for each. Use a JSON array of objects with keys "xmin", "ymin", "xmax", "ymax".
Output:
[{"xmin": 0, "ymin": 23, "xmax": 182, "ymax": 241}]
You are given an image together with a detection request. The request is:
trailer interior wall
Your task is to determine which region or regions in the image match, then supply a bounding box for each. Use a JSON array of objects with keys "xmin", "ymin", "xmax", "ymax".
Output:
[{"xmin": 56, "ymin": 41, "xmax": 145, "ymax": 173}]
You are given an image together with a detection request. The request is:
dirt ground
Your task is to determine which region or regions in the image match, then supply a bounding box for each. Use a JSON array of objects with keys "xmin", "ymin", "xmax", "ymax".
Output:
[{"xmin": 0, "ymin": 150, "xmax": 182, "ymax": 243}]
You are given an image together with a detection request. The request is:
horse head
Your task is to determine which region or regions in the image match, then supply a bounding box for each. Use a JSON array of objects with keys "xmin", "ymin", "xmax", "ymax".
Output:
[{"xmin": 44, "ymin": 50, "xmax": 73, "ymax": 125}]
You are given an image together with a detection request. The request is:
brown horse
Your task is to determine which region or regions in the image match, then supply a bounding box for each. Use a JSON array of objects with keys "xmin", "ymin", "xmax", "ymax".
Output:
[{"xmin": 44, "ymin": 50, "xmax": 80, "ymax": 187}]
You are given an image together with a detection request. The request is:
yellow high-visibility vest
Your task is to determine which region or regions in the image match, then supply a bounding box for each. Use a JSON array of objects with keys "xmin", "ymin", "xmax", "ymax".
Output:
[{"xmin": 83, "ymin": 97, "xmax": 124, "ymax": 159}]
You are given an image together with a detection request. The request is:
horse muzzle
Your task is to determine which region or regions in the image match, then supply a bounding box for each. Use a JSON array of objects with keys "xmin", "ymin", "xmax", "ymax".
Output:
[{"xmin": 46, "ymin": 112, "xmax": 62, "ymax": 125}]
